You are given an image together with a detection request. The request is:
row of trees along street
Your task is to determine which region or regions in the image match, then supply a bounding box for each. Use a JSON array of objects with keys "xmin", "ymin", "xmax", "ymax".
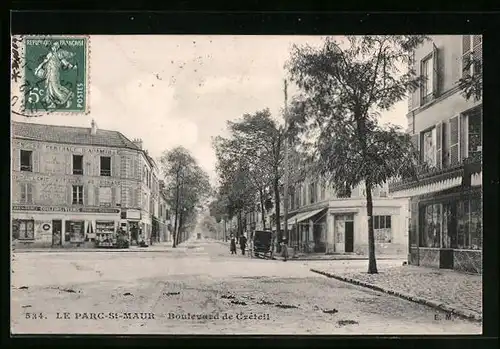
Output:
[
  {"xmin": 211, "ymin": 108, "xmax": 308, "ymax": 251},
  {"xmin": 159, "ymin": 146, "xmax": 212, "ymax": 247},
  {"xmin": 209, "ymin": 35, "xmax": 482, "ymax": 274}
]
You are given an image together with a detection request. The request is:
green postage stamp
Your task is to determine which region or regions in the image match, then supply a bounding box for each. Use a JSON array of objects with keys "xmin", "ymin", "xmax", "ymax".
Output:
[{"xmin": 21, "ymin": 35, "xmax": 90, "ymax": 114}]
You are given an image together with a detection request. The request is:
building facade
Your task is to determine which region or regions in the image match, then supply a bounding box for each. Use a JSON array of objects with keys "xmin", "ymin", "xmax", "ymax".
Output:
[
  {"xmin": 11, "ymin": 120, "xmax": 161, "ymax": 248},
  {"xmin": 280, "ymin": 180, "xmax": 408, "ymax": 256},
  {"xmin": 389, "ymin": 35, "xmax": 482, "ymax": 273}
]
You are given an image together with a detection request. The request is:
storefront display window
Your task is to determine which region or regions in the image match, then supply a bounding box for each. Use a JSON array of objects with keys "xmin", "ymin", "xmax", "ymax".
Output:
[
  {"xmin": 13, "ymin": 219, "xmax": 35, "ymax": 240},
  {"xmin": 96, "ymin": 221, "xmax": 116, "ymax": 247},
  {"xmin": 65, "ymin": 221, "xmax": 85, "ymax": 242},
  {"xmin": 420, "ymin": 203, "xmax": 441, "ymax": 248},
  {"xmin": 457, "ymin": 198, "xmax": 482, "ymax": 250}
]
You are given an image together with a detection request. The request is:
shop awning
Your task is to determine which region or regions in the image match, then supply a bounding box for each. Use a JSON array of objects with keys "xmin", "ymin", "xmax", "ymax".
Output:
[{"xmin": 289, "ymin": 207, "xmax": 326, "ymax": 225}]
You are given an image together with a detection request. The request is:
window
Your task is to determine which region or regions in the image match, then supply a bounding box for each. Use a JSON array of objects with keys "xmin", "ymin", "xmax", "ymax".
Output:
[
  {"xmin": 462, "ymin": 35, "xmax": 482, "ymax": 78},
  {"xmin": 465, "ymin": 108, "xmax": 482, "ymax": 161},
  {"xmin": 373, "ymin": 215, "xmax": 392, "ymax": 243},
  {"xmin": 99, "ymin": 187, "xmax": 112, "ymax": 207},
  {"xmin": 289, "ymin": 191, "xmax": 295, "ymax": 210},
  {"xmin": 420, "ymin": 203, "xmax": 442, "ymax": 248},
  {"xmin": 457, "ymin": 198, "xmax": 482, "ymax": 250},
  {"xmin": 73, "ymin": 155, "xmax": 83, "ymax": 175},
  {"xmin": 65, "ymin": 220, "xmax": 85, "ymax": 242},
  {"xmin": 72, "ymin": 185, "xmax": 84, "ymax": 205},
  {"xmin": 20, "ymin": 150, "xmax": 33, "ymax": 172},
  {"xmin": 100, "ymin": 156, "xmax": 111, "ymax": 176},
  {"xmin": 20, "ymin": 183, "xmax": 33, "ymax": 204},
  {"xmin": 320, "ymin": 182, "xmax": 326, "ymax": 200},
  {"xmin": 421, "ymin": 55, "xmax": 433, "ymax": 104},
  {"xmin": 421, "ymin": 127, "xmax": 437, "ymax": 167},
  {"xmin": 295, "ymin": 187, "xmax": 301, "ymax": 208},
  {"xmin": 16, "ymin": 219, "xmax": 35, "ymax": 240}
]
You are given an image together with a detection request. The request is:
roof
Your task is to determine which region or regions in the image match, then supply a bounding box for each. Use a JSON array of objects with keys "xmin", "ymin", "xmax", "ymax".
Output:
[{"xmin": 12, "ymin": 121, "xmax": 140, "ymax": 150}]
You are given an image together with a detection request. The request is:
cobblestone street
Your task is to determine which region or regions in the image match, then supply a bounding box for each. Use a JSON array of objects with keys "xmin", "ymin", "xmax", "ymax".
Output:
[{"xmin": 11, "ymin": 240, "xmax": 482, "ymax": 335}]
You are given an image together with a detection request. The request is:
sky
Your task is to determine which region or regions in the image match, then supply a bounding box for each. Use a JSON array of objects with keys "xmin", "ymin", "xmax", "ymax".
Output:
[{"xmin": 11, "ymin": 35, "xmax": 408, "ymax": 186}]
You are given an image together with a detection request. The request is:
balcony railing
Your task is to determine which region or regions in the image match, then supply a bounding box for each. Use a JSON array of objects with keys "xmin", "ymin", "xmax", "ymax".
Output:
[
  {"xmin": 389, "ymin": 153, "xmax": 482, "ymax": 193},
  {"xmin": 20, "ymin": 164, "xmax": 32, "ymax": 172},
  {"xmin": 100, "ymin": 169, "xmax": 111, "ymax": 176},
  {"xmin": 73, "ymin": 168, "xmax": 84, "ymax": 175}
]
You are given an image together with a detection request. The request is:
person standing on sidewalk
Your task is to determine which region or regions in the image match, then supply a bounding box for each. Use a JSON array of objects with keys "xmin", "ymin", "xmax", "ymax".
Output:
[
  {"xmin": 240, "ymin": 234, "xmax": 247, "ymax": 255},
  {"xmin": 230, "ymin": 233, "xmax": 237, "ymax": 255}
]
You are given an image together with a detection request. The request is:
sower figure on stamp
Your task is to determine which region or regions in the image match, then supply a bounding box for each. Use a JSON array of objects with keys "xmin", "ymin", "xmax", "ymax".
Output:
[
  {"xmin": 230, "ymin": 233, "xmax": 237, "ymax": 255},
  {"xmin": 34, "ymin": 41, "xmax": 77, "ymax": 109},
  {"xmin": 240, "ymin": 234, "xmax": 247, "ymax": 255}
]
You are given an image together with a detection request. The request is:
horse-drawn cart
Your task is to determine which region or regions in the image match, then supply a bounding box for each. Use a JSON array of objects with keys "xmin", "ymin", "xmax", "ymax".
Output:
[{"xmin": 252, "ymin": 230, "xmax": 273, "ymax": 259}]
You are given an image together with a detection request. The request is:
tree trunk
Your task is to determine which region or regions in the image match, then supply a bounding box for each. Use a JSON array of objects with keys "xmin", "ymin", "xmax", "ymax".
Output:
[
  {"xmin": 177, "ymin": 209, "xmax": 184, "ymax": 245},
  {"xmin": 259, "ymin": 189, "xmax": 267, "ymax": 230},
  {"xmin": 273, "ymin": 175, "xmax": 281, "ymax": 254},
  {"xmin": 172, "ymin": 171, "xmax": 181, "ymax": 248},
  {"xmin": 365, "ymin": 180, "xmax": 378, "ymax": 274}
]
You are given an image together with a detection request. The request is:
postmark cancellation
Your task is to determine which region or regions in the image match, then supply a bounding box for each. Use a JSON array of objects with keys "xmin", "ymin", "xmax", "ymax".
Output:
[{"xmin": 11, "ymin": 35, "xmax": 91, "ymax": 116}]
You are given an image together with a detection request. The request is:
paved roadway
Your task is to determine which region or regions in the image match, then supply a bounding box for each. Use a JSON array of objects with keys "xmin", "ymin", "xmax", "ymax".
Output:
[{"xmin": 11, "ymin": 239, "xmax": 482, "ymax": 335}]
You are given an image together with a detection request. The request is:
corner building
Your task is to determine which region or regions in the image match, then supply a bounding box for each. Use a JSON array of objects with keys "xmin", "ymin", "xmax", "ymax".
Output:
[
  {"xmin": 11, "ymin": 120, "xmax": 159, "ymax": 248},
  {"xmin": 389, "ymin": 35, "xmax": 482, "ymax": 273}
]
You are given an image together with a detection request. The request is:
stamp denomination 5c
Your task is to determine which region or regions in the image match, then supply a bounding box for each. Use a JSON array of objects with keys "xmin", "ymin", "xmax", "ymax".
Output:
[{"xmin": 22, "ymin": 36, "xmax": 90, "ymax": 114}]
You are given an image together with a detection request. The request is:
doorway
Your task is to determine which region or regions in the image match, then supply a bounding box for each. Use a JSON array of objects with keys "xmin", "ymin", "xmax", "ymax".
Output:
[
  {"xmin": 345, "ymin": 221, "xmax": 354, "ymax": 252},
  {"xmin": 52, "ymin": 220, "xmax": 62, "ymax": 246}
]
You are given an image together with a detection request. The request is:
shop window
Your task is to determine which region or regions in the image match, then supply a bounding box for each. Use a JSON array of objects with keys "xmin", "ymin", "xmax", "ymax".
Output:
[
  {"xmin": 20, "ymin": 183, "xmax": 33, "ymax": 204},
  {"xmin": 65, "ymin": 220, "xmax": 85, "ymax": 242},
  {"xmin": 73, "ymin": 155, "xmax": 83, "ymax": 175},
  {"xmin": 100, "ymin": 156, "xmax": 111, "ymax": 176},
  {"xmin": 16, "ymin": 219, "xmax": 35, "ymax": 240},
  {"xmin": 457, "ymin": 197, "xmax": 482, "ymax": 250},
  {"xmin": 20, "ymin": 150, "xmax": 33, "ymax": 172},
  {"xmin": 374, "ymin": 215, "xmax": 392, "ymax": 243},
  {"xmin": 72, "ymin": 185, "xmax": 84, "ymax": 205},
  {"xmin": 420, "ymin": 203, "xmax": 442, "ymax": 248}
]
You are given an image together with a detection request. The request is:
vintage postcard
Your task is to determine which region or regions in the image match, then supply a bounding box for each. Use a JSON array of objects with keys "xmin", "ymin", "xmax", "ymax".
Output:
[{"xmin": 10, "ymin": 35, "xmax": 483, "ymax": 335}]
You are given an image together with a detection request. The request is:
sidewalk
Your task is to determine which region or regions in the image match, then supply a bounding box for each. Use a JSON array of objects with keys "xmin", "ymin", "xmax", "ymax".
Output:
[
  {"xmin": 311, "ymin": 263, "xmax": 482, "ymax": 322},
  {"xmin": 12, "ymin": 242, "xmax": 178, "ymax": 253}
]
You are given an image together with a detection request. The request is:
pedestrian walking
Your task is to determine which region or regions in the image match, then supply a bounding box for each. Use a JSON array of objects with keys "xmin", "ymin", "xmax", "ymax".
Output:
[
  {"xmin": 240, "ymin": 234, "xmax": 248, "ymax": 255},
  {"xmin": 230, "ymin": 233, "xmax": 237, "ymax": 255},
  {"xmin": 281, "ymin": 236, "xmax": 289, "ymax": 262}
]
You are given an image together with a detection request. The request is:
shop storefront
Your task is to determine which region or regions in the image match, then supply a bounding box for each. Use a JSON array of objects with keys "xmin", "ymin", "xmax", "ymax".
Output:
[
  {"xmin": 410, "ymin": 186, "xmax": 482, "ymax": 273},
  {"xmin": 12, "ymin": 205, "xmax": 121, "ymax": 248}
]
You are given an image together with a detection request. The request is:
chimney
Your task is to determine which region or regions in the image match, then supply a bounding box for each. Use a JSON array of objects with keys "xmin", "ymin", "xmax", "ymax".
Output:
[
  {"xmin": 90, "ymin": 119, "xmax": 97, "ymax": 135},
  {"xmin": 133, "ymin": 138, "xmax": 143, "ymax": 149}
]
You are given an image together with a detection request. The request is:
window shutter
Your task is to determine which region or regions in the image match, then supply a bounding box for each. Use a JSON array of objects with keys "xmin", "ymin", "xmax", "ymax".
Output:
[
  {"xmin": 95, "ymin": 186, "xmax": 99, "ymax": 206},
  {"xmin": 460, "ymin": 115, "xmax": 467, "ymax": 161},
  {"xmin": 13, "ymin": 149, "xmax": 21, "ymax": 171},
  {"xmin": 111, "ymin": 186, "xmax": 116, "ymax": 205},
  {"xmin": 33, "ymin": 151, "xmax": 40, "ymax": 172},
  {"xmin": 84, "ymin": 185, "xmax": 89, "ymax": 205},
  {"xmin": 462, "ymin": 35, "xmax": 471, "ymax": 55},
  {"xmin": 66, "ymin": 154, "xmax": 72, "ymax": 174},
  {"xmin": 20, "ymin": 183, "xmax": 26, "ymax": 203},
  {"xmin": 113, "ymin": 155, "xmax": 120, "ymax": 178},
  {"xmin": 449, "ymin": 116, "xmax": 460, "ymax": 166},
  {"xmin": 436, "ymin": 122, "xmax": 443, "ymax": 169},
  {"xmin": 472, "ymin": 35, "xmax": 482, "ymax": 48},
  {"xmin": 410, "ymin": 133, "xmax": 420, "ymax": 162},
  {"xmin": 432, "ymin": 44, "xmax": 440, "ymax": 97},
  {"xmin": 68, "ymin": 184, "xmax": 73, "ymax": 205},
  {"xmin": 415, "ymin": 58, "xmax": 421, "ymax": 106},
  {"xmin": 27, "ymin": 183, "xmax": 33, "ymax": 204}
]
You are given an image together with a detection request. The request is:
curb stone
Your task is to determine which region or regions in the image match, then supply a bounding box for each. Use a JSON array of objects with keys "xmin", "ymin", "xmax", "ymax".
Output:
[{"xmin": 310, "ymin": 268, "xmax": 482, "ymax": 323}]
